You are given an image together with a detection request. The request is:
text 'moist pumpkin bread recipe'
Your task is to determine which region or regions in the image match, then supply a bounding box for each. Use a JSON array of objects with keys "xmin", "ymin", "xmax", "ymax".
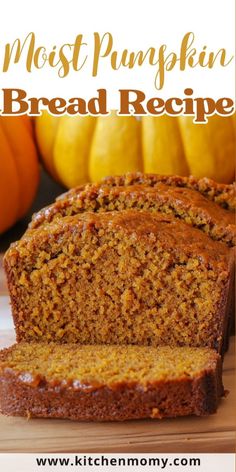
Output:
[
  {"xmin": 1, "ymin": 173, "xmax": 235, "ymax": 421},
  {"xmin": 0, "ymin": 344, "xmax": 223, "ymax": 421}
]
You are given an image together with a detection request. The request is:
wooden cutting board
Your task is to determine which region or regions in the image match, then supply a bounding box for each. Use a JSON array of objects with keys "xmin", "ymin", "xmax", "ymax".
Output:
[{"xmin": 0, "ymin": 257, "xmax": 235, "ymax": 453}]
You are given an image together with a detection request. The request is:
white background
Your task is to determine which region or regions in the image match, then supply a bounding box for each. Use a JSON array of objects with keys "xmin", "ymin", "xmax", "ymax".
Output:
[
  {"xmin": 0, "ymin": 453, "xmax": 234, "ymax": 472},
  {"xmin": 0, "ymin": 0, "xmax": 235, "ymax": 109}
]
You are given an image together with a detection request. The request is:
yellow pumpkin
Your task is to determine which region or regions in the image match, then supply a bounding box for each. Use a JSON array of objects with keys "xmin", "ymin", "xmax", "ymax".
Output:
[
  {"xmin": 0, "ymin": 116, "xmax": 39, "ymax": 234},
  {"xmin": 35, "ymin": 111, "xmax": 236, "ymax": 188}
]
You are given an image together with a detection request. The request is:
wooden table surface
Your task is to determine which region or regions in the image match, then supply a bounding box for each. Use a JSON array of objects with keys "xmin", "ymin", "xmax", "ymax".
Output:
[{"xmin": 0, "ymin": 253, "xmax": 235, "ymax": 453}]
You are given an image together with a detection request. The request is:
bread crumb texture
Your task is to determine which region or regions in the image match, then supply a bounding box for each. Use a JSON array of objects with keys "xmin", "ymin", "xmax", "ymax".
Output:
[
  {"xmin": 4, "ymin": 210, "xmax": 232, "ymax": 351},
  {"xmin": 0, "ymin": 343, "xmax": 219, "ymax": 389}
]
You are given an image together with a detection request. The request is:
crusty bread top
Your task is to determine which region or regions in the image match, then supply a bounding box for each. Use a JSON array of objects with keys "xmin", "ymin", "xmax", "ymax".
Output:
[
  {"xmin": 102, "ymin": 173, "xmax": 236, "ymax": 211},
  {"xmin": 5, "ymin": 210, "xmax": 233, "ymax": 272},
  {"xmin": 60, "ymin": 172, "xmax": 236, "ymax": 211},
  {"xmin": 29, "ymin": 183, "xmax": 236, "ymax": 247}
]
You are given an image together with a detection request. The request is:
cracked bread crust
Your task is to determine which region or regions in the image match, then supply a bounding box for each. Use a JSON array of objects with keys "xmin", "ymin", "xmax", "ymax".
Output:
[
  {"xmin": 57, "ymin": 172, "xmax": 236, "ymax": 211},
  {"xmin": 29, "ymin": 184, "xmax": 236, "ymax": 247},
  {"xmin": 101, "ymin": 173, "xmax": 236, "ymax": 211}
]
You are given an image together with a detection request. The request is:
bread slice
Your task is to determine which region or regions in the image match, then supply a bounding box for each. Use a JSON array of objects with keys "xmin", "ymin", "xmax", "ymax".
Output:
[
  {"xmin": 0, "ymin": 343, "xmax": 224, "ymax": 421},
  {"xmin": 4, "ymin": 210, "xmax": 234, "ymax": 352},
  {"xmin": 55, "ymin": 172, "xmax": 236, "ymax": 212},
  {"xmin": 102, "ymin": 172, "xmax": 236, "ymax": 211},
  {"xmin": 30, "ymin": 184, "xmax": 235, "ymax": 247}
]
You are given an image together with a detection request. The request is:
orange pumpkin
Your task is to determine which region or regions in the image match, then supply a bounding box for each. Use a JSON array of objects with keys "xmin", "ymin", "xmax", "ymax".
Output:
[{"xmin": 0, "ymin": 116, "xmax": 39, "ymax": 234}]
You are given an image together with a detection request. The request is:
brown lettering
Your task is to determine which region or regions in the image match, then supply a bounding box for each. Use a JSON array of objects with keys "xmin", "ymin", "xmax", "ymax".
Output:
[
  {"xmin": 215, "ymin": 97, "xmax": 234, "ymax": 115},
  {"xmin": 119, "ymin": 89, "xmax": 146, "ymax": 114},
  {"xmin": 2, "ymin": 88, "xmax": 28, "ymax": 114}
]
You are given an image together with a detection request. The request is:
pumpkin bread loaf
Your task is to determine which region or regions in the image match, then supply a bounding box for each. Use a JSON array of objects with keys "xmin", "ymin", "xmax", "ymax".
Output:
[
  {"xmin": 0, "ymin": 343, "xmax": 224, "ymax": 420},
  {"xmin": 30, "ymin": 183, "xmax": 236, "ymax": 247},
  {"xmin": 28, "ymin": 173, "xmax": 235, "ymax": 340},
  {"xmin": 4, "ymin": 210, "xmax": 234, "ymax": 352}
]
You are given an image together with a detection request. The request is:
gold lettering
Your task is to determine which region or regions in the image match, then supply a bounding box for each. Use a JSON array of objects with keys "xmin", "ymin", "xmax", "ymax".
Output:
[
  {"xmin": 93, "ymin": 32, "xmax": 113, "ymax": 76},
  {"xmin": 3, "ymin": 32, "xmax": 35, "ymax": 72}
]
